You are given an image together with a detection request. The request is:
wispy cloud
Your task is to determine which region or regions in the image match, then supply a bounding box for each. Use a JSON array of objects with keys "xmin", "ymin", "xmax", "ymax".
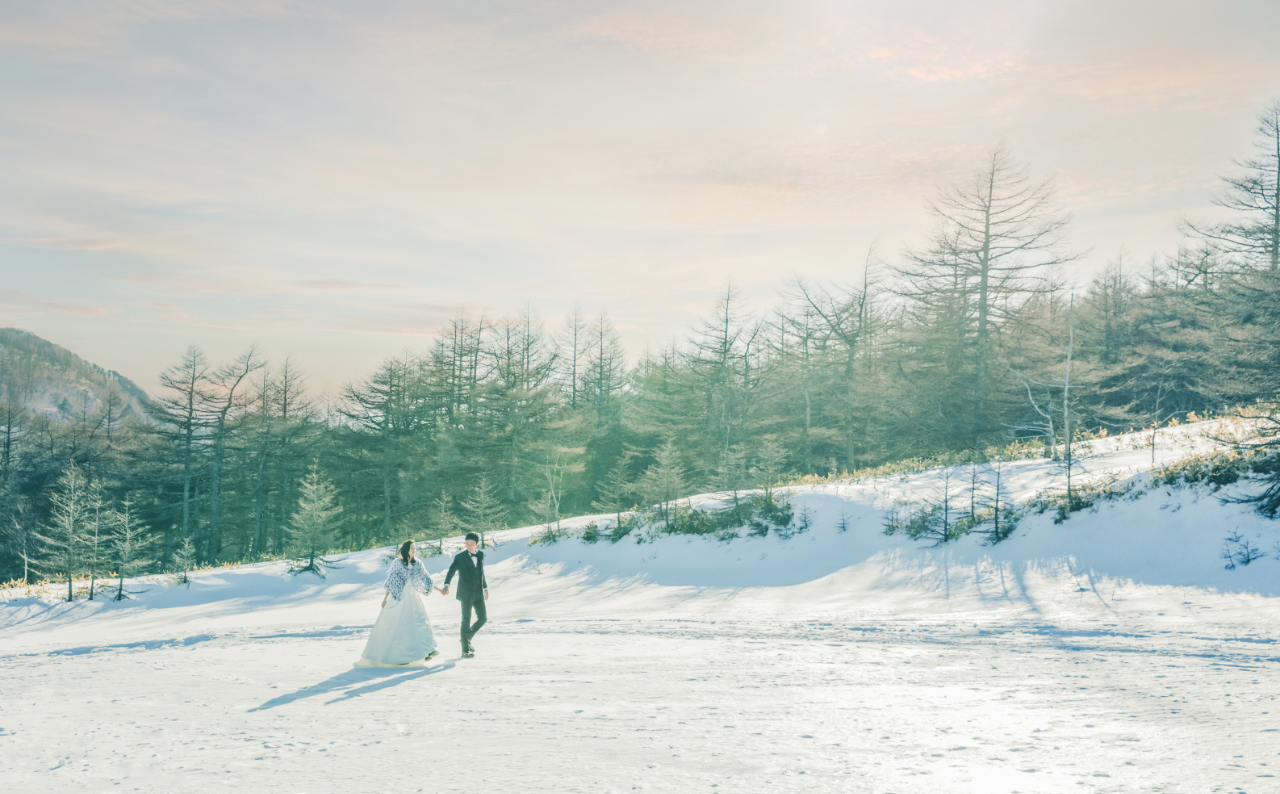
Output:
[
  {"xmin": 9, "ymin": 235, "xmax": 130, "ymax": 251},
  {"xmin": 0, "ymin": 289, "xmax": 112, "ymax": 317},
  {"xmin": 116, "ymin": 274, "xmax": 427, "ymax": 297},
  {"xmin": 118, "ymin": 273, "xmax": 269, "ymax": 294},
  {"xmin": 295, "ymin": 280, "xmax": 411, "ymax": 292}
]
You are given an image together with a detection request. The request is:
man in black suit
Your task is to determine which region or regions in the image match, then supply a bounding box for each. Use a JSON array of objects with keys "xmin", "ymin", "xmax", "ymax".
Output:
[{"xmin": 442, "ymin": 532, "xmax": 489, "ymax": 658}]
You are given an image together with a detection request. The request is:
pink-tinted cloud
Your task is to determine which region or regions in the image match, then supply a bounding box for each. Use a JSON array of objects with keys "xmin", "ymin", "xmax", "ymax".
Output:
[
  {"xmin": 0, "ymin": 289, "xmax": 112, "ymax": 317},
  {"xmin": 10, "ymin": 235, "xmax": 130, "ymax": 251},
  {"xmin": 119, "ymin": 273, "xmax": 269, "ymax": 294},
  {"xmin": 295, "ymin": 280, "xmax": 410, "ymax": 292}
]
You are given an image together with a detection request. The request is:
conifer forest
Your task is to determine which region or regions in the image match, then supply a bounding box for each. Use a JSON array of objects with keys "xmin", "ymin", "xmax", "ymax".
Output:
[{"xmin": 4, "ymin": 102, "xmax": 1280, "ymax": 585}]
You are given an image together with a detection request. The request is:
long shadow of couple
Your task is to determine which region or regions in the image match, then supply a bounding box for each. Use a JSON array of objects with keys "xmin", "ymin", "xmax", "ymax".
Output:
[{"xmin": 249, "ymin": 658, "xmax": 457, "ymax": 711}]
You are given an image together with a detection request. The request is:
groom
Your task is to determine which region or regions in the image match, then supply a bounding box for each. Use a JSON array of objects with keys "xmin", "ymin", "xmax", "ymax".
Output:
[{"xmin": 442, "ymin": 532, "xmax": 488, "ymax": 658}]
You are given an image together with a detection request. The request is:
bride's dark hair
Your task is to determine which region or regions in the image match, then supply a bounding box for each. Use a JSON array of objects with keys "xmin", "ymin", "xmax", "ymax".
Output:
[{"xmin": 398, "ymin": 540, "xmax": 415, "ymax": 566}]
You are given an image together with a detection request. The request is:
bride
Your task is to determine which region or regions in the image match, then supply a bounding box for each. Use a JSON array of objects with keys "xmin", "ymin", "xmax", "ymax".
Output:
[{"xmin": 356, "ymin": 540, "xmax": 445, "ymax": 667}]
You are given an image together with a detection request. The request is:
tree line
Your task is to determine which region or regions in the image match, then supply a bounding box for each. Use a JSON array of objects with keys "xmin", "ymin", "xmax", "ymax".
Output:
[{"xmin": 3, "ymin": 101, "xmax": 1280, "ymax": 588}]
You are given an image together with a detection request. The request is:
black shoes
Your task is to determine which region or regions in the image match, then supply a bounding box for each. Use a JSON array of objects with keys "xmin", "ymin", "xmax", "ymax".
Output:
[{"xmin": 425, "ymin": 650, "xmax": 439, "ymax": 662}]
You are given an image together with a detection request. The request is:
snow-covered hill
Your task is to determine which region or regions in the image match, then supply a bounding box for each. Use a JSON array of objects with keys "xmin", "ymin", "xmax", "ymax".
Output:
[
  {"xmin": 3, "ymin": 420, "xmax": 1278, "ymax": 793},
  {"xmin": 0, "ymin": 327, "xmax": 148, "ymax": 422}
]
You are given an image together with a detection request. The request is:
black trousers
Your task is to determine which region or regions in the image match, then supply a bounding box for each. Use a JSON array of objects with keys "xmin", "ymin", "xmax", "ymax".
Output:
[{"xmin": 460, "ymin": 594, "xmax": 487, "ymax": 650}]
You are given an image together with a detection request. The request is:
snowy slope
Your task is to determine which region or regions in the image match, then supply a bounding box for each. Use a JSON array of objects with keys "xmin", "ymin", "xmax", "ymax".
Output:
[{"xmin": 2, "ymin": 420, "xmax": 1279, "ymax": 793}]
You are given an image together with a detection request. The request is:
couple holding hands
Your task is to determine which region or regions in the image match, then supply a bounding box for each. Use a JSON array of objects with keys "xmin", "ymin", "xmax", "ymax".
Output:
[{"xmin": 356, "ymin": 532, "xmax": 489, "ymax": 667}]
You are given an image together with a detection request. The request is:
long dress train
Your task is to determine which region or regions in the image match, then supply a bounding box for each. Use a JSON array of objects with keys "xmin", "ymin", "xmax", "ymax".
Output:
[{"xmin": 356, "ymin": 559, "xmax": 438, "ymax": 667}]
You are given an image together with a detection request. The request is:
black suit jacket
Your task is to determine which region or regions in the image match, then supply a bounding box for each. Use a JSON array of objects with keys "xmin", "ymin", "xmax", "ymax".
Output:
[{"xmin": 444, "ymin": 550, "xmax": 487, "ymax": 602}]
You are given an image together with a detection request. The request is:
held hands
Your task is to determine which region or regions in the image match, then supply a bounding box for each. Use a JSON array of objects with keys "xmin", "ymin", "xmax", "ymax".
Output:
[{"xmin": 437, "ymin": 585, "xmax": 487, "ymax": 599}]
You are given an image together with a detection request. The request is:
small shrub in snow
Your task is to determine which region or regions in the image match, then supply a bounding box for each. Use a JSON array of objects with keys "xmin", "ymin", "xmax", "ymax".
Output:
[
  {"xmin": 1, "ymin": 578, "xmax": 50, "ymax": 601},
  {"xmin": 529, "ymin": 524, "xmax": 565, "ymax": 546},
  {"xmin": 774, "ymin": 501, "xmax": 810, "ymax": 540},
  {"xmin": 668, "ymin": 503, "xmax": 719, "ymax": 536},
  {"xmin": 420, "ymin": 538, "xmax": 447, "ymax": 557},
  {"xmin": 530, "ymin": 521, "xmax": 599, "ymax": 547},
  {"xmin": 596, "ymin": 492, "xmax": 796, "ymax": 544},
  {"xmin": 882, "ymin": 469, "xmax": 969, "ymax": 545},
  {"xmin": 747, "ymin": 493, "xmax": 794, "ymax": 538},
  {"xmin": 1025, "ymin": 472, "xmax": 1137, "ymax": 524},
  {"xmin": 1152, "ymin": 450, "xmax": 1258, "ymax": 491},
  {"xmin": 609, "ymin": 515, "xmax": 638, "ymax": 543},
  {"xmin": 883, "ymin": 502, "xmax": 970, "ymax": 546},
  {"xmin": 797, "ymin": 504, "xmax": 814, "ymax": 534},
  {"xmin": 1221, "ymin": 531, "xmax": 1267, "ymax": 569},
  {"xmin": 979, "ymin": 510, "xmax": 1021, "ymax": 545}
]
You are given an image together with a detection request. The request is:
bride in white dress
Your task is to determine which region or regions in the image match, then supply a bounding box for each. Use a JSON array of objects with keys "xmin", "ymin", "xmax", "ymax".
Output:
[{"xmin": 356, "ymin": 540, "xmax": 445, "ymax": 667}]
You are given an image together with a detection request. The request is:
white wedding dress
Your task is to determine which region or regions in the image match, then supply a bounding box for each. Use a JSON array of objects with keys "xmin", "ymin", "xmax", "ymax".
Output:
[{"xmin": 356, "ymin": 559, "xmax": 439, "ymax": 667}]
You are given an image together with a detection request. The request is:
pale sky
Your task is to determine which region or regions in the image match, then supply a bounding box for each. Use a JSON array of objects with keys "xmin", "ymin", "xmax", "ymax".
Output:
[{"xmin": 2, "ymin": 1, "xmax": 1278, "ymax": 396}]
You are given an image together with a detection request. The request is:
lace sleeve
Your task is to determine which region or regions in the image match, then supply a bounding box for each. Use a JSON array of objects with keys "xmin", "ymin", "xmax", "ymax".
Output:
[
  {"xmin": 384, "ymin": 562, "xmax": 409, "ymax": 600},
  {"xmin": 408, "ymin": 561, "xmax": 434, "ymax": 596}
]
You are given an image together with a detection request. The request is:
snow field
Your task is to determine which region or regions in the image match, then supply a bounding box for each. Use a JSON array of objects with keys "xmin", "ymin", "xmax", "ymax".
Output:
[{"xmin": 2, "ymin": 420, "xmax": 1279, "ymax": 792}]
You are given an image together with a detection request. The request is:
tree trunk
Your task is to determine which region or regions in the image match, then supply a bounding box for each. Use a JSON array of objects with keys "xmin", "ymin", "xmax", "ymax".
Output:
[
  {"xmin": 251, "ymin": 450, "xmax": 267, "ymax": 557},
  {"xmin": 1063, "ymin": 295, "xmax": 1075, "ymax": 508},
  {"xmin": 181, "ymin": 458, "xmax": 192, "ymax": 539},
  {"xmin": 382, "ymin": 450, "xmax": 393, "ymax": 542},
  {"xmin": 208, "ymin": 438, "xmax": 224, "ymax": 560},
  {"xmin": 973, "ymin": 168, "xmax": 995, "ymax": 438}
]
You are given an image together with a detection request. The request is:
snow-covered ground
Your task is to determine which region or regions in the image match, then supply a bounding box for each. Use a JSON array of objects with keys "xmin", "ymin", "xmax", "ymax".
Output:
[{"xmin": 3, "ymin": 421, "xmax": 1279, "ymax": 793}]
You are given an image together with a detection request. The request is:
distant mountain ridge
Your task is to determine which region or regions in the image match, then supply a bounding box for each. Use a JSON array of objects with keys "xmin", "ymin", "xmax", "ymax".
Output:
[{"xmin": 0, "ymin": 328, "xmax": 149, "ymax": 422}]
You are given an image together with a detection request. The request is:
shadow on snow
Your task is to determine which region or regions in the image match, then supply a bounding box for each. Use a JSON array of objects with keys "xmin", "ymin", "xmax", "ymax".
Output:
[{"xmin": 249, "ymin": 661, "xmax": 457, "ymax": 711}]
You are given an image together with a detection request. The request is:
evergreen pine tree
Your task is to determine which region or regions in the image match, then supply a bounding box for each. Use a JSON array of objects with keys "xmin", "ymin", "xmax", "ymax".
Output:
[
  {"xmin": 427, "ymin": 490, "xmax": 461, "ymax": 541},
  {"xmin": 637, "ymin": 438, "xmax": 686, "ymax": 529},
  {"xmin": 34, "ymin": 462, "xmax": 91, "ymax": 601},
  {"xmin": 287, "ymin": 462, "xmax": 344, "ymax": 576},
  {"xmin": 905, "ymin": 469, "xmax": 960, "ymax": 545},
  {"xmin": 755, "ymin": 435, "xmax": 788, "ymax": 504},
  {"xmin": 981, "ymin": 461, "xmax": 1017, "ymax": 544},
  {"xmin": 110, "ymin": 498, "xmax": 155, "ymax": 601},
  {"xmin": 591, "ymin": 450, "xmax": 635, "ymax": 529},
  {"xmin": 463, "ymin": 475, "xmax": 508, "ymax": 548},
  {"xmin": 84, "ymin": 479, "xmax": 107, "ymax": 601},
  {"xmin": 171, "ymin": 537, "xmax": 197, "ymax": 585},
  {"xmin": 714, "ymin": 444, "xmax": 748, "ymax": 510},
  {"xmin": 3, "ymin": 498, "xmax": 38, "ymax": 584}
]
